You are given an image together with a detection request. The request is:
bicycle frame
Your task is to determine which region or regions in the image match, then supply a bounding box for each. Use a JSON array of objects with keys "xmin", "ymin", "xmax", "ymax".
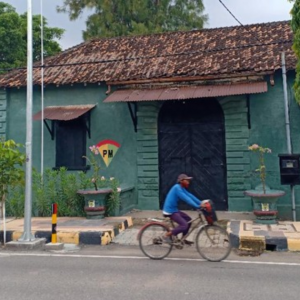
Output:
[{"xmin": 168, "ymin": 211, "xmax": 206, "ymax": 243}]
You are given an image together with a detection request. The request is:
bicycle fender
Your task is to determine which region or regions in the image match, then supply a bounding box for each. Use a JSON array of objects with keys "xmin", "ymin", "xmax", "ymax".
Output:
[{"xmin": 136, "ymin": 222, "xmax": 169, "ymax": 240}]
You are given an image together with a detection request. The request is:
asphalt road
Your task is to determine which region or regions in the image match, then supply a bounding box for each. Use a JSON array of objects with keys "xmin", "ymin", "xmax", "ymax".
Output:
[{"xmin": 1, "ymin": 245, "xmax": 300, "ymax": 300}]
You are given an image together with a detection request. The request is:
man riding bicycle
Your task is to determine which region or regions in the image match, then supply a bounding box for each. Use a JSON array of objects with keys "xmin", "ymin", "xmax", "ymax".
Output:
[{"xmin": 162, "ymin": 173, "xmax": 205, "ymax": 245}]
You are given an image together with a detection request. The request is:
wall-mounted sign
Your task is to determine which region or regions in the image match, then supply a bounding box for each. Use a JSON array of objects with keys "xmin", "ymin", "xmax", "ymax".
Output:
[
  {"xmin": 96, "ymin": 139, "xmax": 120, "ymax": 167},
  {"xmin": 88, "ymin": 200, "xmax": 95, "ymax": 208},
  {"xmin": 261, "ymin": 203, "xmax": 269, "ymax": 212}
]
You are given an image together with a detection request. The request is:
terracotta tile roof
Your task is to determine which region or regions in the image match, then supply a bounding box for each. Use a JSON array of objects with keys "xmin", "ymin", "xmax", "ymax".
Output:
[{"xmin": 0, "ymin": 20, "xmax": 295, "ymax": 88}]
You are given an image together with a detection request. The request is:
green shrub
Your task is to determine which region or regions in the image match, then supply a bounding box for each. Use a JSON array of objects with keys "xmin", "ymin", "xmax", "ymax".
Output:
[{"xmin": 6, "ymin": 168, "xmax": 91, "ymax": 217}]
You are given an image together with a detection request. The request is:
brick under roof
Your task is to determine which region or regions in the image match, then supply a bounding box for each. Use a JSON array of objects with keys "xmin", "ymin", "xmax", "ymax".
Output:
[{"xmin": 0, "ymin": 20, "xmax": 295, "ymax": 88}]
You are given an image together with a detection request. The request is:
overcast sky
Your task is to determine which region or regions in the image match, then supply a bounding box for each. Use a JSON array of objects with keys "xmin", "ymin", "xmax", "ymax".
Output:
[{"xmin": 5, "ymin": 0, "xmax": 294, "ymax": 50}]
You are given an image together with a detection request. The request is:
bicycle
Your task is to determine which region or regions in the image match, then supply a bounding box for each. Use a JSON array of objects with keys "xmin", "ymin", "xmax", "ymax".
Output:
[{"xmin": 137, "ymin": 205, "xmax": 232, "ymax": 262}]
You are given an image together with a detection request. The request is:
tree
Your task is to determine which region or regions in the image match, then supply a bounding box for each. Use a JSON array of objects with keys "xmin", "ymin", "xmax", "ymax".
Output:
[
  {"xmin": 58, "ymin": 0, "xmax": 208, "ymax": 39},
  {"xmin": 0, "ymin": 139, "xmax": 26, "ymax": 244},
  {"xmin": 0, "ymin": 2, "xmax": 64, "ymax": 72},
  {"xmin": 290, "ymin": 0, "xmax": 300, "ymax": 103}
]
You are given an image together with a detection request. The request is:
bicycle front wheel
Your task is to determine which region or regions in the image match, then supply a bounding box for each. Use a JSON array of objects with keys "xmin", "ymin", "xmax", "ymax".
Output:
[
  {"xmin": 138, "ymin": 223, "xmax": 173, "ymax": 260},
  {"xmin": 196, "ymin": 225, "xmax": 231, "ymax": 262}
]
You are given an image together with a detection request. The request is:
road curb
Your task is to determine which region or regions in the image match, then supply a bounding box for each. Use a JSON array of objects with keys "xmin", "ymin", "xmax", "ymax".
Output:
[
  {"xmin": 228, "ymin": 221, "xmax": 300, "ymax": 252},
  {"xmin": 0, "ymin": 217, "xmax": 132, "ymax": 246}
]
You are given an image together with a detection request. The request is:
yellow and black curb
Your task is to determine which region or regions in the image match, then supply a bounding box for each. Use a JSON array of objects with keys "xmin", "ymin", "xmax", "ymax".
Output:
[
  {"xmin": 0, "ymin": 217, "xmax": 132, "ymax": 246},
  {"xmin": 228, "ymin": 220, "xmax": 300, "ymax": 252}
]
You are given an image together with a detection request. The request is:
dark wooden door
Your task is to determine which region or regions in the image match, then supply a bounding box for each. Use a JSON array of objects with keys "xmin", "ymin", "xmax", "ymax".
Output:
[{"xmin": 158, "ymin": 99, "xmax": 228, "ymax": 210}]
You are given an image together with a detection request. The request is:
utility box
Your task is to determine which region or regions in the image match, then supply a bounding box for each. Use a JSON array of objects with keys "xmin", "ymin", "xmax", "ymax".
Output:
[{"xmin": 278, "ymin": 154, "xmax": 300, "ymax": 185}]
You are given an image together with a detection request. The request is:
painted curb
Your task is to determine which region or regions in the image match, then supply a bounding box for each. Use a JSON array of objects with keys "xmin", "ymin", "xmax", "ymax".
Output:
[
  {"xmin": 228, "ymin": 221, "xmax": 300, "ymax": 252},
  {"xmin": 0, "ymin": 217, "xmax": 132, "ymax": 246}
]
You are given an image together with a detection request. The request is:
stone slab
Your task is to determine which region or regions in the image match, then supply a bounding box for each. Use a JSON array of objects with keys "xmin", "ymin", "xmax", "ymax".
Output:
[
  {"xmin": 45, "ymin": 243, "xmax": 64, "ymax": 251},
  {"xmin": 5, "ymin": 238, "xmax": 46, "ymax": 250}
]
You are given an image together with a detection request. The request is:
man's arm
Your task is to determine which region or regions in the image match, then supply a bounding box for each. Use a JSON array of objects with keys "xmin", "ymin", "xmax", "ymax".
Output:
[
  {"xmin": 175, "ymin": 186, "xmax": 200, "ymax": 209},
  {"xmin": 184, "ymin": 190, "xmax": 201, "ymax": 205}
]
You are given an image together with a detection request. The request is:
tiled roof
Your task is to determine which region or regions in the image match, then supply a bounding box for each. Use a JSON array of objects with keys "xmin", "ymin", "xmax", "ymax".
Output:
[{"xmin": 0, "ymin": 20, "xmax": 295, "ymax": 88}]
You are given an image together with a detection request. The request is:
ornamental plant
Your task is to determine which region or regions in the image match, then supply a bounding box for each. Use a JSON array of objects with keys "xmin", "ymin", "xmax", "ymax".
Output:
[
  {"xmin": 248, "ymin": 144, "xmax": 272, "ymax": 194},
  {"xmin": 83, "ymin": 145, "xmax": 120, "ymax": 215},
  {"xmin": 0, "ymin": 139, "xmax": 26, "ymax": 202},
  {"xmin": 0, "ymin": 139, "xmax": 26, "ymax": 244},
  {"xmin": 83, "ymin": 145, "xmax": 102, "ymax": 191}
]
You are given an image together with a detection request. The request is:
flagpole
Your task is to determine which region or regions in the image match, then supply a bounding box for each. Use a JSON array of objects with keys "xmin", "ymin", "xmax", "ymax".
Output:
[
  {"xmin": 41, "ymin": 0, "xmax": 44, "ymax": 178},
  {"xmin": 19, "ymin": 0, "xmax": 34, "ymax": 241}
]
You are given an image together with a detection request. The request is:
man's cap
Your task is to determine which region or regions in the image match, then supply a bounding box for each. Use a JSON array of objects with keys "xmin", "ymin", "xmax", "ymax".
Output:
[{"xmin": 177, "ymin": 174, "xmax": 193, "ymax": 182}]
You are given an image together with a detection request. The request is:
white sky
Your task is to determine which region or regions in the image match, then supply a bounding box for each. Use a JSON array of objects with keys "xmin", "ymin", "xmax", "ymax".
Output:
[{"xmin": 4, "ymin": 0, "xmax": 294, "ymax": 50}]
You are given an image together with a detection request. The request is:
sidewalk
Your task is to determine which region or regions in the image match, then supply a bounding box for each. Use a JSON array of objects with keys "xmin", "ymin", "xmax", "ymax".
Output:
[
  {"xmin": 1, "ymin": 211, "xmax": 300, "ymax": 252},
  {"xmin": 0, "ymin": 216, "xmax": 133, "ymax": 246}
]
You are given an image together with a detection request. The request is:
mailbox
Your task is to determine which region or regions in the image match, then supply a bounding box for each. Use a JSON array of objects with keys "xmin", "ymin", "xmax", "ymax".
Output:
[{"xmin": 278, "ymin": 154, "xmax": 300, "ymax": 185}]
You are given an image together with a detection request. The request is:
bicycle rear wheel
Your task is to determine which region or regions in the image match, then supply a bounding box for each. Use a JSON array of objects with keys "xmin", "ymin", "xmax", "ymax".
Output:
[
  {"xmin": 138, "ymin": 223, "xmax": 173, "ymax": 260},
  {"xmin": 196, "ymin": 225, "xmax": 231, "ymax": 262}
]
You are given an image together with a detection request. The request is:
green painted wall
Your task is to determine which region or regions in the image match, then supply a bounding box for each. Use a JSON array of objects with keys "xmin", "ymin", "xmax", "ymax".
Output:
[
  {"xmin": 248, "ymin": 71, "xmax": 300, "ymax": 220},
  {"xmin": 136, "ymin": 102, "xmax": 160, "ymax": 210},
  {"xmin": 5, "ymin": 71, "xmax": 300, "ymax": 220},
  {"xmin": 219, "ymin": 96, "xmax": 251, "ymax": 211},
  {"xmin": 0, "ymin": 89, "xmax": 6, "ymax": 139},
  {"xmin": 6, "ymin": 84, "xmax": 137, "ymax": 199},
  {"xmin": 135, "ymin": 72, "xmax": 300, "ymax": 221}
]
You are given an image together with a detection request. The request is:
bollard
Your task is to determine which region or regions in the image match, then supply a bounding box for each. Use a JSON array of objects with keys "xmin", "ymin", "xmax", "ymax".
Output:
[{"xmin": 51, "ymin": 203, "xmax": 57, "ymax": 243}]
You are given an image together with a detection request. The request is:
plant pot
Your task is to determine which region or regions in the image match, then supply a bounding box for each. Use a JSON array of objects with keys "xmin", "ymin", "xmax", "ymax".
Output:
[
  {"xmin": 77, "ymin": 188, "xmax": 113, "ymax": 219},
  {"xmin": 244, "ymin": 185, "xmax": 285, "ymax": 224}
]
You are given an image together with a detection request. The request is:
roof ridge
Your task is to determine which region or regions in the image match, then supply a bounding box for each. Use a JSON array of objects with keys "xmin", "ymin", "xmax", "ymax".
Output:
[
  {"xmin": 39, "ymin": 19, "xmax": 291, "ymax": 64},
  {"xmin": 84, "ymin": 19, "xmax": 291, "ymax": 43}
]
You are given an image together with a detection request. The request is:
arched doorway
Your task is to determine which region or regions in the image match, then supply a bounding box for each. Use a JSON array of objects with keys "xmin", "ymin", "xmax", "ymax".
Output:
[{"xmin": 158, "ymin": 98, "xmax": 228, "ymax": 210}]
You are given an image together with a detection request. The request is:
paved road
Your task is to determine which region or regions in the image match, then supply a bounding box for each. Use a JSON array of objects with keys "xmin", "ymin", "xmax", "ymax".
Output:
[{"xmin": 1, "ymin": 245, "xmax": 300, "ymax": 300}]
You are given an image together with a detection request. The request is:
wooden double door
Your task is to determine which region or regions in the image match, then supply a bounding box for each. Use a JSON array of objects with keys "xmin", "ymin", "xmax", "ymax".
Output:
[{"xmin": 158, "ymin": 99, "xmax": 228, "ymax": 210}]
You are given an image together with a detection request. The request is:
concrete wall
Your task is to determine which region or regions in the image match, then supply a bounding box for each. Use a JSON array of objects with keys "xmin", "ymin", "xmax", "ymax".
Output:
[
  {"xmin": 5, "ymin": 71, "xmax": 300, "ymax": 220},
  {"xmin": 0, "ymin": 89, "xmax": 6, "ymax": 139},
  {"xmin": 5, "ymin": 84, "xmax": 137, "ymax": 196},
  {"xmin": 135, "ymin": 71, "xmax": 300, "ymax": 220},
  {"xmin": 248, "ymin": 71, "xmax": 300, "ymax": 220},
  {"xmin": 136, "ymin": 102, "xmax": 160, "ymax": 210}
]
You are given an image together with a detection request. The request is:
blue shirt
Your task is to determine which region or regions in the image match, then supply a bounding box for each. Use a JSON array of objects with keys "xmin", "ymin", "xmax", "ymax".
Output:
[{"xmin": 163, "ymin": 183, "xmax": 202, "ymax": 214}]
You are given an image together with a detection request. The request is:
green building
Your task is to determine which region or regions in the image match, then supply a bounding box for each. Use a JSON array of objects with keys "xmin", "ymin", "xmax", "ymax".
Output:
[{"xmin": 0, "ymin": 20, "xmax": 299, "ymax": 220}]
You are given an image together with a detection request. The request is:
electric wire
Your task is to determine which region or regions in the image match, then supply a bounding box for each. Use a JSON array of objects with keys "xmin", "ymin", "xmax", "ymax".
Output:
[{"xmin": 218, "ymin": 0, "xmax": 262, "ymax": 43}]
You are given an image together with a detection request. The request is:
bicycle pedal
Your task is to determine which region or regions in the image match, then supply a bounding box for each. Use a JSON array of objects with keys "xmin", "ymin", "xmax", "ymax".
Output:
[{"xmin": 172, "ymin": 240, "xmax": 184, "ymax": 249}]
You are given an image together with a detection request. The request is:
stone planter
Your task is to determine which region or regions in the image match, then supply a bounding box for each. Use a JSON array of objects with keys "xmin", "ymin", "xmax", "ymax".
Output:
[
  {"xmin": 244, "ymin": 185, "xmax": 285, "ymax": 224},
  {"xmin": 77, "ymin": 188, "xmax": 112, "ymax": 219},
  {"xmin": 107, "ymin": 186, "xmax": 135, "ymax": 217}
]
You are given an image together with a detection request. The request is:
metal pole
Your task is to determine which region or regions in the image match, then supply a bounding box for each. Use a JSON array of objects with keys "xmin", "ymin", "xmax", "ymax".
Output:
[
  {"xmin": 20, "ymin": 0, "xmax": 35, "ymax": 241},
  {"xmin": 281, "ymin": 52, "xmax": 297, "ymax": 221},
  {"xmin": 282, "ymin": 52, "xmax": 292, "ymax": 154},
  {"xmin": 40, "ymin": 0, "xmax": 44, "ymax": 178},
  {"xmin": 51, "ymin": 203, "xmax": 58, "ymax": 243}
]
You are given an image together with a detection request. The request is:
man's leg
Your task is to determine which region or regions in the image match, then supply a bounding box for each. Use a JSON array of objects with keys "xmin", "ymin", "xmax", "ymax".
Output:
[
  {"xmin": 177, "ymin": 211, "xmax": 192, "ymax": 236},
  {"xmin": 170, "ymin": 211, "xmax": 191, "ymax": 236}
]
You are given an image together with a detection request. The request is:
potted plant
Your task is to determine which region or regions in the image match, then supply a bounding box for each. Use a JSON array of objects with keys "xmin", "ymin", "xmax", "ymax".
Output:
[
  {"xmin": 77, "ymin": 145, "xmax": 120, "ymax": 219},
  {"xmin": 244, "ymin": 144, "xmax": 285, "ymax": 224},
  {"xmin": 0, "ymin": 139, "xmax": 26, "ymax": 244}
]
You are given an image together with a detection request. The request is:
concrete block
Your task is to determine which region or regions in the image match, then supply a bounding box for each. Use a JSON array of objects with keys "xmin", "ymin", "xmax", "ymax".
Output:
[
  {"xmin": 5, "ymin": 238, "xmax": 46, "ymax": 250},
  {"xmin": 239, "ymin": 236, "xmax": 265, "ymax": 252},
  {"xmin": 45, "ymin": 242, "xmax": 64, "ymax": 251},
  {"xmin": 287, "ymin": 238, "xmax": 300, "ymax": 251}
]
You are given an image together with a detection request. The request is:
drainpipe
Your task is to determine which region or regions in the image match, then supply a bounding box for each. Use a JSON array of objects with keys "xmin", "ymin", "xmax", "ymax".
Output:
[{"xmin": 281, "ymin": 52, "xmax": 296, "ymax": 221}]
